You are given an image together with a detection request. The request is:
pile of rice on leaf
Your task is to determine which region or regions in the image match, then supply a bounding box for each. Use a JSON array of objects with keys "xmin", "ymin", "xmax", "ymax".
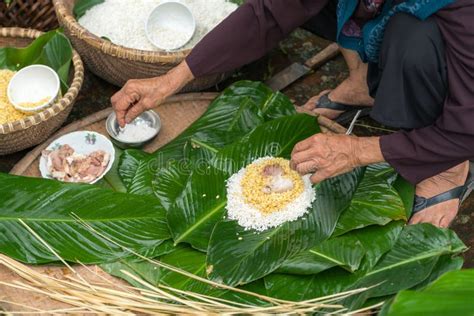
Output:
[{"xmin": 226, "ymin": 156, "xmax": 315, "ymax": 231}]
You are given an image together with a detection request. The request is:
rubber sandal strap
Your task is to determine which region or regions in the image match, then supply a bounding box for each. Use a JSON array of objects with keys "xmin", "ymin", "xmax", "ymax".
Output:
[
  {"xmin": 413, "ymin": 186, "xmax": 465, "ymax": 214},
  {"xmin": 413, "ymin": 176, "xmax": 474, "ymax": 215},
  {"xmin": 317, "ymin": 93, "xmax": 369, "ymax": 112}
]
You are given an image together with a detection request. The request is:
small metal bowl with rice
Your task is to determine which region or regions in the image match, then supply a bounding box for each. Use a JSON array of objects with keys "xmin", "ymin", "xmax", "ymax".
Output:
[{"xmin": 106, "ymin": 110, "xmax": 161, "ymax": 149}]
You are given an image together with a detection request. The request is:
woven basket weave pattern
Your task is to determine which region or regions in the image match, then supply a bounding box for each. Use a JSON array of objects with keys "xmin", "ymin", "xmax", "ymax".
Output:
[
  {"xmin": 0, "ymin": 27, "xmax": 84, "ymax": 155},
  {"xmin": 52, "ymin": 0, "xmax": 228, "ymax": 89},
  {"xmin": 0, "ymin": 0, "xmax": 59, "ymax": 31}
]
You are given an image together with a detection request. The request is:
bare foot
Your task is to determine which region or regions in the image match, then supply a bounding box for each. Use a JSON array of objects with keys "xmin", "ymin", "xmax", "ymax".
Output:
[
  {"xmin": 410, "ymin": 161, "xmax": 470, "ymax": 228},
  {"xmin": 302, "ymin": 67, "xmax": 374, "ymax": 120}
]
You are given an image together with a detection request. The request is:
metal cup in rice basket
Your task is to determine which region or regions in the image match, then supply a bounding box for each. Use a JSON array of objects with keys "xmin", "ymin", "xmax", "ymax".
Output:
[
  {"xmin": 0, "ymin": 0, "xmax": 59, "ymax": 31},
  {"xmin": 0, "ymin": 28, "xmax": 84, "ymax": 155},
  {"xmin": 53, "ymin": 0, "xmax": 230, "ymax": 90}
]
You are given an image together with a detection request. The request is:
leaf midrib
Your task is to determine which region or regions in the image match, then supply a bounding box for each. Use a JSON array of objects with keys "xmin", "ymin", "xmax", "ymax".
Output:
[
  {"xmin": 366, "ymin": 247, "xmax": 461, "ymax": 276},
  {"xmin": 0, "ymin": 216, "xmax": 162, "ymax": 223},
  {"xmin": 309, "ymin": 249, "xmax": 345, "ymax": 266},
  {"xmin": 174, "ymin": 199, "xmax": 227, "ymax": 245}
]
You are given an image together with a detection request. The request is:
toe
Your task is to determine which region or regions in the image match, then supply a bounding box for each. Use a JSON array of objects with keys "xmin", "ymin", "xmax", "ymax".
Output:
[{"xmin": 303, "ymin": 90, "xmax": 331, "ymax": 111}]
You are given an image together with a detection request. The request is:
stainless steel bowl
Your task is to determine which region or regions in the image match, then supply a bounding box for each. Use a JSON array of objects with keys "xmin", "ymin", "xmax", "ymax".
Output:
[{"xmin": 105, "ymin": 110, "xmax": 161, "ymax": 149}]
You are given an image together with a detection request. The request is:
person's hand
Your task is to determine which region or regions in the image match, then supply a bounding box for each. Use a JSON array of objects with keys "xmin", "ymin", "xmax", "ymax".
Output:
[
  {"xmin": 111, "ymin": 77, "xmax": 166, "ymax": 127},
  {"xmin": 111, "ymin": 61, "xmax": 194, "ymax": 127},
  {"xmin": 290, "ymin": 134, "xmax": 383, "ymax": 183}
]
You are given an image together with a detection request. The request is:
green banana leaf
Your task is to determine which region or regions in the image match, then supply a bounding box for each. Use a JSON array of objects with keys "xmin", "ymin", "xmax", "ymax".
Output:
[
  {"xmin": 277, "ymin": 221, "xmax": 404, "ymax": 275},
  {"xmin": 167, "ymin": 165, "xmax": 228, "ymax": 251},
  {"xmin": 0, "ymin": 30, "xmax": 73, "ymax": 93},
  {"xmin": 166, "ymin": 114, "xmax": 320, "ymax": 251},
  {"xmin": 206, "ymin": 168, "xmax": 364, "ymax": 287},
  {"xmin": 350, "ymin": 224, "xmax": 466, "ymax": 299},
  {"xmin": 102, "ymin": 246, "xmax": 268, "ymax": 306},
  {"xmin": 119, "ymin": 81, "xmax": 295, "ymax": 195},
  {"xmin": 210, "ymin": 114, "xmax": 320, "ymax": 174},
  {"xmin": 276, "ymin": 233, "xmax": 365, "ymax": 275},
  {"xmin": 410, "ymin": 254, "xmax": 464, "ymax": 291},
  {"xmin": 118, "ymin": 150, "xmax": 155, "ymax": 196},
  {"xmin": 333, "ymin": 165, "xmax": 408, "ymax": 236},
  {"xmin": 73, "ymin": 0, "xmax": 105, "ymax": 18},
  {"xmin": 383, "ymin": 269, "xmax": 474, "ymax": 316},
  {"xmin": 372, "ymin": 254, "xmax": 463, "ymax": 313},
  {"xmin": 152, "ymin": 160, "xmax": 193, "ymax": 211},
  {"xmin": 264, "ymin": 224, "xmax": 465, "ymax": 305},
  {"xmin": 275, "ymin": 163, "xmax": 408, "ymax": 276},
  {"xmin": 0, "ymin": 173, "xmax": 170, "ymax": 264}
]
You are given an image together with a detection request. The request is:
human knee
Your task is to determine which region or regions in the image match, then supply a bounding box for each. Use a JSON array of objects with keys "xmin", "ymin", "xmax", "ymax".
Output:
[{"xmin": 384, "ymin": 13, "xmax": 443, "ymax": 71}]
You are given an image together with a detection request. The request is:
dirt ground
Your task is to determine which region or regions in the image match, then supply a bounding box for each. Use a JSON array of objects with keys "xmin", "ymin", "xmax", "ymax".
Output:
[{"xmin": 1, "ymin": 29, "xmax": 472, "ymax": 267}]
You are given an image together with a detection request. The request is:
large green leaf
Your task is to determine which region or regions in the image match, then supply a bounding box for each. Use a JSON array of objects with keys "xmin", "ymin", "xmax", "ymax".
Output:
[
  {"xmin": 333, "ymin": 164, "xmax": 408, "ymax": 236},
  {"xmin": 206, "ymin": 168, "xmax": 364, "ymax": 286},
  {"xmin": 344, "ymin": 224, "xmax": 466, "ymax": 309},
  {"xmin": 119, "ymin": 81, "xmax": 295, "ymax": 195},
  {"xmin": 166, "ymin": 114, "xmax": 320, "ymax": 251},
  {"xmin": 0, "ymin": 30, "xmax": 73, "ymax": 93},
  {"xmin": 118, "ymin": 150, "xmax": 155, "ymax": 196},
  {"xmin": 384, "ymin": 269, "xmax": 474, "ymax": 316},
  {"xmin": 264, "ymin": 224, "xmax": 465, "ymax": 304},
  {"xmin": 274, "ymin": 222, "xmax": 404, "ymax": 286},
  {"xmin": 167, "ymin": 165, "xmax": 228, "ymax": 251},
  {"xmin": 0, "ymin": 174, "xmax": 170, "ymax": 264},
  {"xmin": 410, "ymin": 254, "xmax": 464, "ymax": 291},
  {"xmin": 352, "ymin": 221, "xmax": 404, "ymax": 271},
  {"xmin": 276, "ymin": 233, "xmax": 365, "ymax": 275},
  {"xmin": 277, "ymin": 221, "xmax": 404, "ymax": 275},
  {"xmin": 152, "ymin": 160, "xmax": 193, "ymax": 211},
  {"xmin": 211, "ymin": 114, "xmax": 320, "ymax": 174},
  {"xmin": 102, "ymin": 246, "xmax": 268, "ymax": 306},
  {"xmin": 277, "ymin": 196, "xmax": 404, "ymax": 274},
  {"xmin": 73, "ymin": 0, "xmax": 105, "ymax": 18},
  {"xmin": 265, "ymin": 267, "xmax": 360, "ymax": 302}
]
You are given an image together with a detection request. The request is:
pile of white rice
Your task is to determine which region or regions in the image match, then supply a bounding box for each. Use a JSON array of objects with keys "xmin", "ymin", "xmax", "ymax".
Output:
[
  {"xmin": 78, "ymin": 0, "xmax": 238, "ymax": 51},
  {"xmin": 226, "ymin": 157, "xmax": 316, "ymax": 232}
]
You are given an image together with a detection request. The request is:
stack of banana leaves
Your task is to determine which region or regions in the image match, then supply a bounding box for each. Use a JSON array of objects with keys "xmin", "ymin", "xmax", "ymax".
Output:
[{"xmin": 0, "ymin": 81, "xmax": 467, "ymax": 312}]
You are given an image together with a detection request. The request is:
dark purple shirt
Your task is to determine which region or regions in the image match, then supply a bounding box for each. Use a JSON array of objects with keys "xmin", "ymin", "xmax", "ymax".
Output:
[{"xmin": 186, "ymin": 0, "xmax": 474, "ymax": 184}]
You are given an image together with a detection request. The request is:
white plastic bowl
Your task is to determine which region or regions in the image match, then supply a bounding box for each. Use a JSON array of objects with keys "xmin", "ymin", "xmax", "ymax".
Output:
[
  {"xmin": 146, "ymin": 1, "xmax": 196, "ymax": 51},
  {"xmin": 7, "ymin": 64, "xmax": 60, "ymax": 113}
]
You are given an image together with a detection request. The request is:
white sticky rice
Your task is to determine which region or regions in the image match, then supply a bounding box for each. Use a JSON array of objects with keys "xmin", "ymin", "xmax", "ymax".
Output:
[
  {"xmin": 78, "ymin": 0, "xmax": 238, "ymax": 51},
  {"xmin": 226, "ymin": 157, "xmax": 315, "ymax": 232}
]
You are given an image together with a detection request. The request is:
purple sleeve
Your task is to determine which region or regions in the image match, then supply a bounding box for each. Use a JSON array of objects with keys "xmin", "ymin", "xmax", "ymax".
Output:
[
  {"xmin": 186, "ymin": 0, "xmax": 329, "ymax": 77},
  {"xmin": 380, "ymin": 1, "xmax": 474, "ymax": 184}
]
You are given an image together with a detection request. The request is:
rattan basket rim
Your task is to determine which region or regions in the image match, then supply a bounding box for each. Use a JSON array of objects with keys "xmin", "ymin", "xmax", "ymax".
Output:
[
  {"xmin": 53, "ymin": 0, "xmax": 191, "ymax": 64},
  {"xmin": 0, "ymin": 27, "xmax": 84, "ymax": 135}
]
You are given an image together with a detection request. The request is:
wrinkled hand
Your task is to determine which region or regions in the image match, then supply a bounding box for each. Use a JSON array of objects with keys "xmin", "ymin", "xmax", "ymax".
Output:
[
  {"xmin": 291, "ymin": 134, "xmax": 360, "ymax": 183},
  {"xmin": 111, "ymin": 77, "xmax": 170, "ymax": 127},
  {"xmin": 111, "ymin": 61, "xmax": 194, "ymax": 127}
]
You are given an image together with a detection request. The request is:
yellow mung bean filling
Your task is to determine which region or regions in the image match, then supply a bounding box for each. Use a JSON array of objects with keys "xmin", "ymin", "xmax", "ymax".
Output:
[
  {"xmin": 241, "ymin": 158, "xmax": 304, "ymax": 214},
  {"xmin": 0, "ymin": 69, "xmax": 29, "ymax": 125},
  {"xmin": 18, "ymin": 96, "xmax": 51, "ymax": 108}
]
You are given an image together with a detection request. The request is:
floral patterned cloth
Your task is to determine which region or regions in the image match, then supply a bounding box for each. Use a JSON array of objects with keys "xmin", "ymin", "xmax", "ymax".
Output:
[{"xmin": 342, "ymin": 0, "xmax": 385, "ymax": 37}]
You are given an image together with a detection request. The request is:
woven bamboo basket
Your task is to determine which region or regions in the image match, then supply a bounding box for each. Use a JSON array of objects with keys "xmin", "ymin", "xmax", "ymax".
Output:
[
  {"xmin": 53, "ymin": 0, "xmax": 229, "ymax": 90},
  {"xmin": 0, "ymin": 27, "xmax": 84, "ymax": 155},
  {"xmin": 0, "ymin": 0, "xmax": 59, "ymax": 31}
]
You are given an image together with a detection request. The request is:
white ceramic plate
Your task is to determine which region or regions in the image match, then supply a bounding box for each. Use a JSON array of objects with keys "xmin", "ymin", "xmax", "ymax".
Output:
[{"xmin": 39, "ymin": 131, "xmax": 115, "ymax": 184}]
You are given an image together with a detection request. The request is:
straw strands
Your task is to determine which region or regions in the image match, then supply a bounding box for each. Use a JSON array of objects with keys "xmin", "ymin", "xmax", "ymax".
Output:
[{"xmin": 0, "ymin": 218, "xmax": 381, "ymax": 315}]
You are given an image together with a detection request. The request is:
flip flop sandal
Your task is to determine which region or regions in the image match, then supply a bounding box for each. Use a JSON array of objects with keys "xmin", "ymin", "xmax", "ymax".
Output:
[
  {"xmin": 411, "ymin": 162, "xmax": 474, "ymax": 220},
  {"xmin": 317, "ymin": 93, "xmax": 372, "ymax": 125}
]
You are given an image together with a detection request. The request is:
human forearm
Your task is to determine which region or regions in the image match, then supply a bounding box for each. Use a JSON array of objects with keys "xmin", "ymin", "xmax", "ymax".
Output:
[
  {"xmin": 186, "ymin": 0, "xmax": 329, "ymax": 77},
  {"xmin": 353, "ymin": 136, "xmax": 385, "ymax": 166},
  {"xmin": 160, "ymin": 60, "xmax": 195, "ymax": 97}
]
